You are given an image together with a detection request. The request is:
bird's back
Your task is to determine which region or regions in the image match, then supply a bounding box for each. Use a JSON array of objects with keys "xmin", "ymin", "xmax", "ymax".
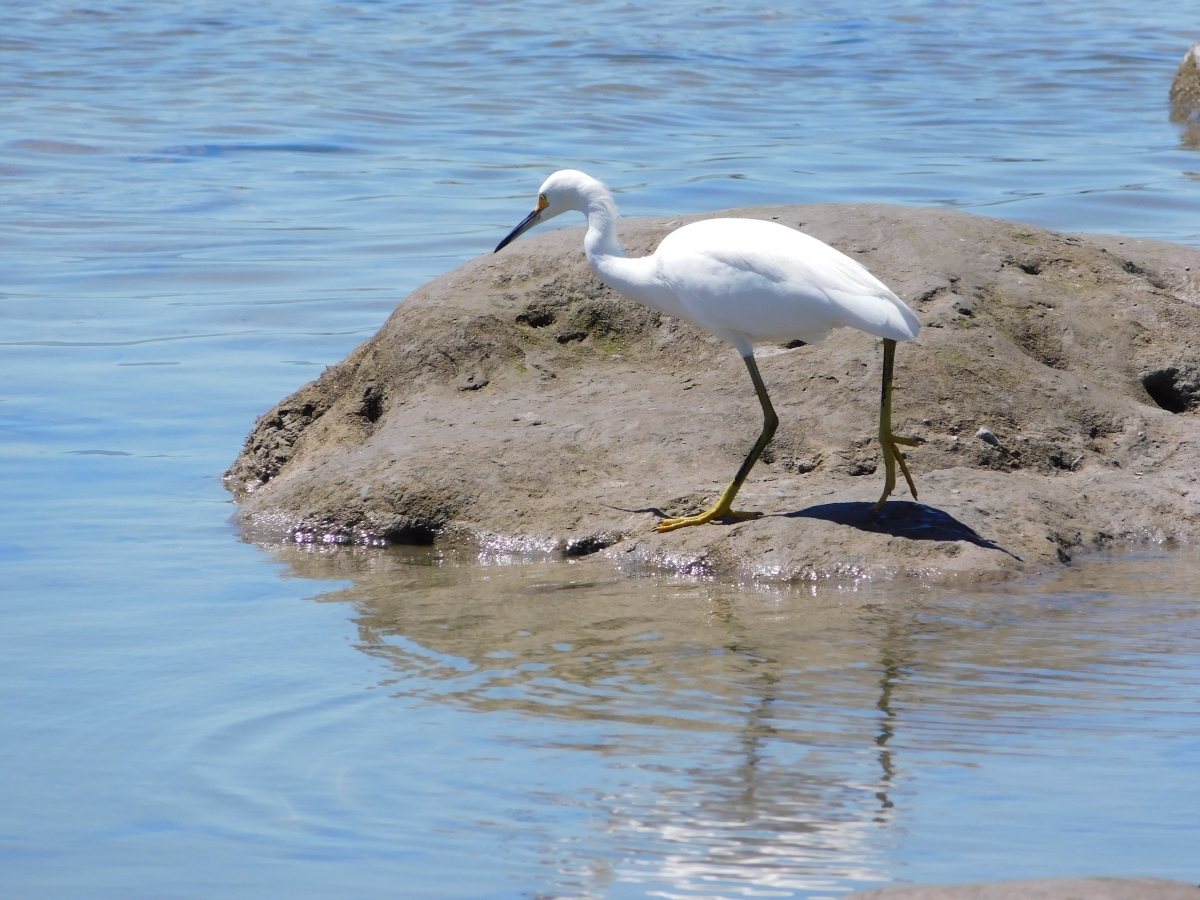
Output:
[{"xmin": 653, "ymin": 217, "xmax": 919, "ymax": 349}]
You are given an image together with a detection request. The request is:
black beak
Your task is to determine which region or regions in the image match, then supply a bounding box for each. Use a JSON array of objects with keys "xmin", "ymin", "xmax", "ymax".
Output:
[{"xmin": 494, "ymin": 207, "xmax": 543, "ymax": 253}]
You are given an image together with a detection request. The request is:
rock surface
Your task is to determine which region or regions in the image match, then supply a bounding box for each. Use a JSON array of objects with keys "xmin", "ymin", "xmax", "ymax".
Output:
[
  {"xmin": 846, "ymin": 877, "xmax": 1199, "ymax": 900},
  {"xmin": 225, "ymin": 204, "xmax": 1200, "ymax": 581}
]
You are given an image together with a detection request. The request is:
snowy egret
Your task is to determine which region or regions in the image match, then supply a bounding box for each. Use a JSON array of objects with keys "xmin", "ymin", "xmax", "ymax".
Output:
[{"xmin": 495, "ymin": 170, "xmax": 921, "ymax": 533}]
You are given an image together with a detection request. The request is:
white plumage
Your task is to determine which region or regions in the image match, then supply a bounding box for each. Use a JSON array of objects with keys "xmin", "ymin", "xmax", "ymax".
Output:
[
  {"xmin": 496, "ymin": 169, "xmax": 921, "ymax": 532},
  {"xmin": 651, "ymin": 216, "xmax": 919, "ymax": 353}
]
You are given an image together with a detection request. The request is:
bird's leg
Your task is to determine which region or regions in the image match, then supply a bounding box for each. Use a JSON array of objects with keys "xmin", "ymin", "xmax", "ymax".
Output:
[
  {"xmin": 657, "ymin": 354, "xmax": 779, "ymax": 533},
  {"xmin": 874, "ymin": 338, "xmax": 920, "ymax": 509}
]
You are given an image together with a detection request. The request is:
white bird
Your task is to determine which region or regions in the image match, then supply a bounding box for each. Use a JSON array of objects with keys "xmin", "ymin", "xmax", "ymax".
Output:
[{"xmin": 495, "ymin": 170, "xmax": 921, "ymax": 533}]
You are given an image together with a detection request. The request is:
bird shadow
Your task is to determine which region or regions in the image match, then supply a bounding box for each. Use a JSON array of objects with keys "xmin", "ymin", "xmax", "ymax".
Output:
[{"xmin": 784, "ymin": 501, "xmax": 1021, "ymax": 559}]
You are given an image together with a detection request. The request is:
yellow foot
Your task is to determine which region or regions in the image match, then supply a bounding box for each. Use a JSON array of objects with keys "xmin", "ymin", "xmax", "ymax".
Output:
[
  {"xmin": 656, "ymin": 508, "xmax": 761, "ymax": 533},
  {"xmin": 874, "ymin": 433, "xmax": 921, "ymax": 510}
]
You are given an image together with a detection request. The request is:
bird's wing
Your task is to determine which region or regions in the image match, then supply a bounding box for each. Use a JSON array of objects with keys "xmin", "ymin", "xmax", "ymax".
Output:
[{"xmin": 656, "ymin": 220, "xmax": 920, "ymax": 344}]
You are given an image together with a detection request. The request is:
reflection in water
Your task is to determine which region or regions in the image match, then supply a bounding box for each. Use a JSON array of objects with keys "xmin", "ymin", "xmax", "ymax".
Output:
[
  {"xmin": 280, "ymin": 546, "xmax": 907, "ymax": 892},
  {"xmin": 875, "ymin": 636, "xmax": 903, "ymax": 817},
  {"xmin": 268, "ymin": 544, "xmax": 1200, "ymax": 896}
]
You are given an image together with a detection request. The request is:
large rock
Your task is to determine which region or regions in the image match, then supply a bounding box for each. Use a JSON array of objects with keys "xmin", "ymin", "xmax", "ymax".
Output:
[
  {"xmin": 1171, "ymin": 43, "xmax": 1200, "ymax": 120},
  {"xmin": 224, "ymin": 205, "xmax": 1200, "ymax": 581},
  {"xmin": 1171, "ymin": 42, "xmax": 1200, "ymax": 148}
]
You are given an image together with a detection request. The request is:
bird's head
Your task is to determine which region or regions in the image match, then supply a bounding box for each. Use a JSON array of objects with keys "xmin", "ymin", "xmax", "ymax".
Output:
[{"xmin": 494, "ymin": 170, "xmax": 608, "ymax": 252}]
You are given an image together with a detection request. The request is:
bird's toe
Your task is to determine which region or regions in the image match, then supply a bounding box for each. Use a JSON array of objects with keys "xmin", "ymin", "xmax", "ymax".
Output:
[{"xmin": 655, "ymin": 508, "xmax": 761, "ymax": 533}]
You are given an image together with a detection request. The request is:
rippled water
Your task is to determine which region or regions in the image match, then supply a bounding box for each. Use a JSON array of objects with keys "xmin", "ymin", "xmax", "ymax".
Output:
[{"xmin": 3, "ymin": 1, "xmax": 1200, "ymax": 897}]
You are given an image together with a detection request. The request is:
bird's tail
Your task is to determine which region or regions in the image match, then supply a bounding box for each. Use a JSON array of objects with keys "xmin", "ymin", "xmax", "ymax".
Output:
[{"xmin": 827, "ymin": 286, "xmax": 920, "ymax": 342}]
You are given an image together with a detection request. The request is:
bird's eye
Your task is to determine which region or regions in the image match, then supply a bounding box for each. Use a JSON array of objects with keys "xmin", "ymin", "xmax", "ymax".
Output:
[{"xmin": 537, "ymin": 193, "xmax": 549, "ymax": 210}]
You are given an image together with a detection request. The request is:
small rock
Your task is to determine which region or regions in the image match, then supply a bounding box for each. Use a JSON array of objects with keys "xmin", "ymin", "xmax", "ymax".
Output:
[
  {"xmin": 787, "ymin": 456, "xmax": 820, "ymax": 474},
  {"xmin": 847, "ymin": 459, "xmax": 878, "ymax": 477},
  {"xmin": 457, "ymin": 373, "xmax": 489, "ymax": 391},
  {"xmin": 976, "ymin": 427, "xmax": 1000, "ymax": 446}
]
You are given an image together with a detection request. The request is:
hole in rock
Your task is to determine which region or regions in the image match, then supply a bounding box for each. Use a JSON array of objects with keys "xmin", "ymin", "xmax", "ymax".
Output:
[
  {"xmin": 359, "ymin": 384, "xmax": 384, "ymax": 422},
  {"xmin": 516, "ymin": 308, "xmax": 556, "ymax": 328},
  {"xmin": 1142, "ymin": 368, "xmax": 1189, "ymax": 413},
  {"xmin": 384, "ymin": 523, "xmax": 437, "ymax": 545}
]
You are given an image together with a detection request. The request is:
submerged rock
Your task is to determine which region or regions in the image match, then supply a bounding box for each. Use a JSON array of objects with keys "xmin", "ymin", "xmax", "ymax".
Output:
[
  {"xmin": 847, "ymin": 876, "xmax": 1199, "ymax": 900},
  {"xmin": 225, "ymin": 204, "xmax": 1200, "ymax": 581}
]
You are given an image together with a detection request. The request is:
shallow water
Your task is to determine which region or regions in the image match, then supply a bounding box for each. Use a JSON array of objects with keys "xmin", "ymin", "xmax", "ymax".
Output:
[{"xmin": 2, "ymin": 1, "xmax": 1200, "ymax": 897}]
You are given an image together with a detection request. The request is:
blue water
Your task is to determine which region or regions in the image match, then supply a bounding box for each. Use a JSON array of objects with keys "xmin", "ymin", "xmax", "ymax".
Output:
[{"xmin": 2, "ymin": 1, "xmax": 1199, "ymax": 897}]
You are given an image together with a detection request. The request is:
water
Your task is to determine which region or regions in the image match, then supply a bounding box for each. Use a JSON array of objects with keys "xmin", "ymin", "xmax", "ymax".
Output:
[{"xmin": 2, "ymin": 1, "xmax": 1199, "ymax": 896}]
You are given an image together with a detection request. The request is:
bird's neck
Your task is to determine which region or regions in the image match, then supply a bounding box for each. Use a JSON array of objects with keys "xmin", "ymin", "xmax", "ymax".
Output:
[
  {"xmin": 581, "ymin": 191, "xmax": 665, "ymax": 310},
  {"xmin": 581, "ymin": 188, "xmax": 623, "ymax": 261}
]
